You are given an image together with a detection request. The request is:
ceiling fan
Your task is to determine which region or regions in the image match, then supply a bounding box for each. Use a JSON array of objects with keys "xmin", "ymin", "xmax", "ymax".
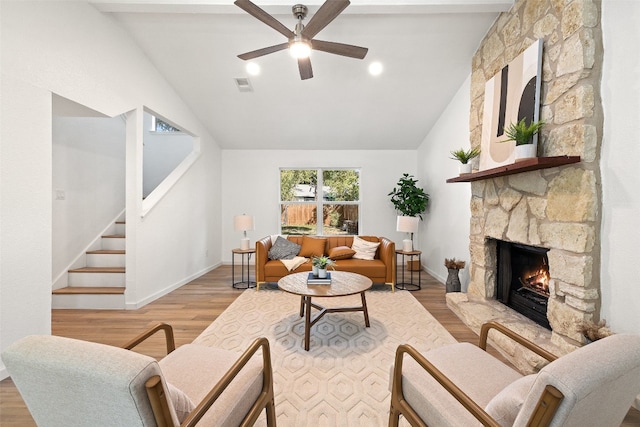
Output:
[{"xmin": 234, "ymin": 0, "xmax": 368, "ymax": 80}]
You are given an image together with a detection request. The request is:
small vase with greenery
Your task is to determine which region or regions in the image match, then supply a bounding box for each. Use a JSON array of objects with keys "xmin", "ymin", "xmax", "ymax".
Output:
[
  {"xmin": 502, "ymin": 118, "xmax": 545, "ymax": 146},
  {"xmin": 450, "ymin": 147, "xmax": 480, "ymax": 174},
  {"xmin": 312, "ymin": 256, "xmax": 335, "ymax": 278},
  {"xmin": 501, "ymin": 118, "xmax": 544, "ymax": 161}
]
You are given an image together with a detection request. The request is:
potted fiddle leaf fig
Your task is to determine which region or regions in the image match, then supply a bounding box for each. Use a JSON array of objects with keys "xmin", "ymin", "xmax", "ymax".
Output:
[
  {"xmin": 501, "ymin": 118, "xmax": 544, "ymax": 161},
  {"xmin": 389, "ymin": 173, "xmax": 429, "ymax": 252},
  {"xmin": 450, "ymin": 146, "xmax": 480, "ymax": 174}
]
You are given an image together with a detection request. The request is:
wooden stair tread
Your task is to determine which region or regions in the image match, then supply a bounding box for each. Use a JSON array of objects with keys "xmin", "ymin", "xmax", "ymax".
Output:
[
  {"xmin": 102, "ymin": 234, "xmax": 125, "ymax": 238},
  {"xmin": 86, "ymin": 250, "xmax": 125, "ymax": 254},
  {"xmin": 69, "ymin": 267, "xmax": 125, "ymax": 273},
  {"xmin": 53, "ymin": 287, "xmax": 124, "ymax": 295}
]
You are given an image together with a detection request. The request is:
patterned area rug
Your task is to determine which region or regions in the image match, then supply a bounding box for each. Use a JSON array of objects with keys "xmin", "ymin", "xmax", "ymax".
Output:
[{"xmin": 193, "ymin": 284, "xmax": 457, "ymax": 426}]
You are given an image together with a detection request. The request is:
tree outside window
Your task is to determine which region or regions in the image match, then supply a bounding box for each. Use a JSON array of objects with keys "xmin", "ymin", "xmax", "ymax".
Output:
[{"xmin": 280, "ymin": 169, "xmax": 360, "ymax": 235}]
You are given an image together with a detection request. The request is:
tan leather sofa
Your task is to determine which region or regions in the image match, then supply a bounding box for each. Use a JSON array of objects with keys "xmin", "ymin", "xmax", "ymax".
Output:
[{"xmin": 255, "ymin": 235, "xmax": 396, "ymax": 291}]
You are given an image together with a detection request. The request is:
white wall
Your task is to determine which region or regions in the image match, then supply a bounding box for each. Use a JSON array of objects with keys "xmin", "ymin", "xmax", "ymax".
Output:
[
  {"xmin": 600, "ymin": 1, "xmax": 640, "ymax": 334},
  {"xmin": 417, "ymin": 76, "xmax": 473, "ymax": 286},
  {"xmin": 1, "ymin": 75, "xmax": 53, "ymax": 376},
  {"xmin": 0, "ymin": 1, "xmax": 221, "ymax": 377},
  {"xmin": 221, "ymin": 150, "xmax": 418, "ymax": 263},
  {"xmin": 52, "ymin": 116, "xmax": 126, "ymax": 279}
]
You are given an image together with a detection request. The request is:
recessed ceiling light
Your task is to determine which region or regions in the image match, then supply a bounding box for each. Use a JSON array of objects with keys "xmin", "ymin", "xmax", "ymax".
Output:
[
  {"xmin": 246, "ymin": 62, "xmax": 260, "ymax": 76},
  {"xmin": 369, "ymin": 62, "xmax": 383, "ymax": 76}
]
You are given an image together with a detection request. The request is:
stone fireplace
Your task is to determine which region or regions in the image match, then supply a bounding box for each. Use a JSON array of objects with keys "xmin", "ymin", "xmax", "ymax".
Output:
[{"xmin": 446, "ymin": 0, "xmax": 603, "ymax": 373}]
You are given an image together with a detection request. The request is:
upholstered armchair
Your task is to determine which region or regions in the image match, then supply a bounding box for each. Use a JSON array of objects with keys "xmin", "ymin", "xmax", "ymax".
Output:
[
  {"xmin": 2, "ymin": 323, "xmax": 276, "ymax": 427},
  {"xmin": 389, "ymin": 321, "xmax": 640, "ymax": 427}
]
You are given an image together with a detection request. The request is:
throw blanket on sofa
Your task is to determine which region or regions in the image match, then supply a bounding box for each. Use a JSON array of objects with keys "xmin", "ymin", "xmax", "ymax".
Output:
[{"xmin": 280, "ymin": 257, "xmax": 308, "ymax": 272}]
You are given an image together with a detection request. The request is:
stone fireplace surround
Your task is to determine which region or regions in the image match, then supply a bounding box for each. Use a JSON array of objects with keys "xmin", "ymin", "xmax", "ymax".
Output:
[{"xmin": 446, "ymin": 0, "xmax": 603, "ymax": 374}]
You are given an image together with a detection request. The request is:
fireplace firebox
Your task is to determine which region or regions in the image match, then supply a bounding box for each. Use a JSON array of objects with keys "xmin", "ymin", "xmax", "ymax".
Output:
[{"xmin": 496, "ymin": 240, "xmax": 551, "ymax": 330}]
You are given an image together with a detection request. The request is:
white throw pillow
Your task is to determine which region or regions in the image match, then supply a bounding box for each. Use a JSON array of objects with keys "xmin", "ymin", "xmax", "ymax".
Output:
[
  {"xmin": 351, "ymin": 236, "xmax": 380, "ymax": 260},
  {"xmin": 166, "ymin": 381, "xmax": 196, "ymax": 423},
  {"xmin": 485, "ymin": 374, "xmax": 536, "ymax": 426}
]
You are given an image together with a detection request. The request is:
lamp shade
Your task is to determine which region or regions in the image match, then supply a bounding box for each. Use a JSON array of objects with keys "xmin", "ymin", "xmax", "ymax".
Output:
[
  {"xmin": 234, "ymin": 215, "xmax": 254, "ymax": 232},
  {"xmin": 396, "ymin": 216, "xmax": 419, "ymax": 233}
]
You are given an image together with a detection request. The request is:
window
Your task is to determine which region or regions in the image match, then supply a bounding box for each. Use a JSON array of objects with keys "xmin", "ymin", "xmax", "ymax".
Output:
[
  {"xmin": 280, "ymin": 168, "xmax": 360, "ymax": 235},
  {"xmin": 151, "ymin": 116, "xmax": 181, "ymax": 132}
]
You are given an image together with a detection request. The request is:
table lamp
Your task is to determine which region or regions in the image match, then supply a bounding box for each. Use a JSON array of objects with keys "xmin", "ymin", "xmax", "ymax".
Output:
[
  {"xmin": 396, "ymin": 216, "xmax": 419, "ymax": 252},
  {"xmin": 234, "ymin": 214, "xmax": 254, "ymax": 250}
]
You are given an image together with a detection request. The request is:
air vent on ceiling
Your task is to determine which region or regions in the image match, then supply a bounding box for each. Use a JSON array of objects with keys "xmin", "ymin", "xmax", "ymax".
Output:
[{"xmin": 234, "ymin": 77, "xmax": 253, "ymax": 92}]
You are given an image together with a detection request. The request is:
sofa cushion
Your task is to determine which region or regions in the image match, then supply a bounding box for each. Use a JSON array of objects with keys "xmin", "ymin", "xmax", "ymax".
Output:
[
  {"xmin": 268, "ymin": 236, "xmax": 301, "ymax": 260},
  {"xmin": 328, "ymin": 246, "xmax": 356, "ymax": 260},
  {"xmin": 334, "ymin": 259, "xmax": 386, "ymax": 278},
  {"xmin": 351, "ymin": 236, "xmax": 380, "ymax": 260},
  {"xmin": 298, "ymin": 236, "xmax": 327, "ymax": 258}
]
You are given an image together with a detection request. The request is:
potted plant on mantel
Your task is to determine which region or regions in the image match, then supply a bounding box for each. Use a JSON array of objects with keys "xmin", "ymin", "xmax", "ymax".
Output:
[
  {"xmin": 389, "ymin": 173, "xmax": 429, "ymax": 261},
  {"xmin": 450, "ymin": 146, "xmax": 481, "ymax": 175},
  {"xmin": 501, "ymin": 118, "xmax": 545, "ymax": 161}
]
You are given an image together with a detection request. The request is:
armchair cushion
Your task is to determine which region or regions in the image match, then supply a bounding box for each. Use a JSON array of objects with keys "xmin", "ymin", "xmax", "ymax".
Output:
[
  {"xmin": 399, "ymin": 342, "xmax": 522, "ymax": 426},
  {"xmin": 485, "ymin": 374, "xmax": 536, "ymax": 426},
  {"xmin": 298, "ymin": 236, "xmax": 326, "ymax": 258},
  {"xmin": 268, "ymin": 236, "xmax": 300, "ymax": 260},
  {"xmin": 351, "ymin": 236, "xmax": 380, "ymax": 260},
  {"xmin": 159, "ymin": 343, "xmax": 264, "ymax": 427}
]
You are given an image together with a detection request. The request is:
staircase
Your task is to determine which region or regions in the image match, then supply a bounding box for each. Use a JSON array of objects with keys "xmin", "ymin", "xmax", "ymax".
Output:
[{"xmin": 52, "ymin": 220, "xmax": 126, "ymax": 309}]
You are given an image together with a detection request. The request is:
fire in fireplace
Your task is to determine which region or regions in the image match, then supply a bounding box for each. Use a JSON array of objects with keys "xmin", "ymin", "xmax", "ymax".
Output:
[{"xmin": 495, "ymin": 240, "xmax": 551, "ymax": 330}]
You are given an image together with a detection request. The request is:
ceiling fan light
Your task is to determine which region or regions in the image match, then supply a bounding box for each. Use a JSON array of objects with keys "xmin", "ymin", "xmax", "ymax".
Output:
[
  {"xmin": 290, "ymin": 40, "xmax": 311, "ymax": 59},
  {"xmin": 246, "ymin": 62, "xmax": 260, "ymax": 76}
]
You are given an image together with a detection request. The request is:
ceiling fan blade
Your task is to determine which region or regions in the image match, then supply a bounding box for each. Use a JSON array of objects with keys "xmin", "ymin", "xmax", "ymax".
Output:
[
  {"xmin": 301, "ymin": 0, "xmax": 350, "ymax": 39},
  {"xmin": 311, "ymin": 39, "xmax": 368, "ymax": 59},
  {"xmin": 298, "ymin": 57, "xmax": 313, "ymax": 80},
  {"xmin": 238, "ymin": 43, "xmax": 289, "ymax": 60},
  {"xmin": 234, "ymin": 0, "xmax": 295, "ymax": 39}
]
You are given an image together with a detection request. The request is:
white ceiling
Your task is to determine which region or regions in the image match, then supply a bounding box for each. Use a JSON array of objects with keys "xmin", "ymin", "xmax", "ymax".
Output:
[{"xmin": 92, "ymin": 0, "xmax": 512, "ymax": 150}]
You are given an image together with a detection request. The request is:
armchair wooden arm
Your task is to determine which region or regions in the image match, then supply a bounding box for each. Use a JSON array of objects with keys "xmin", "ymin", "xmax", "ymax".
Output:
[
  {"xmin": 390, "ymin": 343, "xmax": 502, "ymax": 427},
  {"xmin": 146, "ymin": 337, "xmax": 276, "ymax": 427},
  {"xmin": 122, "ymin": 322, "xmax": 176, "ymax": 354},
  {"xmin": 479, "ymin": 321, "xmax": 557, "ymax": 362}
]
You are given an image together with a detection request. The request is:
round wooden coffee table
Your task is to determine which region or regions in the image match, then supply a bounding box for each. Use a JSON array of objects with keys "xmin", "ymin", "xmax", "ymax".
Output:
[{"xmin": 278, "ymin": 271, "xmax": 373, "ymax": 351}]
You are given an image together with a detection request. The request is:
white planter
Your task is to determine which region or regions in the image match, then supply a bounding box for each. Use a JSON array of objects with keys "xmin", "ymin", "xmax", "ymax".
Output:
[
  {"xmin": 459, "ymin": 163, "xmax": 472, "ymax": 174},
  {"xmin": 515, "ymin": 143, "xmax": 537, "ymax": 161},
  {"xmin": 312, "ymin": 265, "xmax": 318, "ymax": 276},
  {"xmin": 318, "ymin": 268, "xmax": 327, "ymax": 278}
]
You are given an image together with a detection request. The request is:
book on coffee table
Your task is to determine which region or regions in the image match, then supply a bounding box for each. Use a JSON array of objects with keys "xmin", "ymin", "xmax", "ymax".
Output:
[{"xmin": 307, "ymin": 272, "xmax": 331, "ymax": 285}]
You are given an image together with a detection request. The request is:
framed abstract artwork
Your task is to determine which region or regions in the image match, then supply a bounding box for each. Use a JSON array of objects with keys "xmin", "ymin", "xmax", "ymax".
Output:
[{"xmin": 479, "ymin": 39, "xmax": 543, "ymax": 171}]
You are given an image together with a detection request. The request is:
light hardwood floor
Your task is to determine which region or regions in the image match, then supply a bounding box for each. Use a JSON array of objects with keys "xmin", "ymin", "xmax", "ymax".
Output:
[{"xmin": 1, "ymin": 265, "xmax": 639, "ymax": 425}]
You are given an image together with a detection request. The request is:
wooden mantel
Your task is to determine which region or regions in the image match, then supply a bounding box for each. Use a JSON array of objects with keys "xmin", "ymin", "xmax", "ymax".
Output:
[{"xmin": 446, "ymin": 156, "xmax": 581, "ymax": 183}]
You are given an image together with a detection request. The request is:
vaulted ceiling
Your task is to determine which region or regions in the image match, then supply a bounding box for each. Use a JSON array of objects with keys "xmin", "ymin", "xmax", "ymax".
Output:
[{"xmin": 92, "ymin": 0, "xmax": 513, "ymax": 150}]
